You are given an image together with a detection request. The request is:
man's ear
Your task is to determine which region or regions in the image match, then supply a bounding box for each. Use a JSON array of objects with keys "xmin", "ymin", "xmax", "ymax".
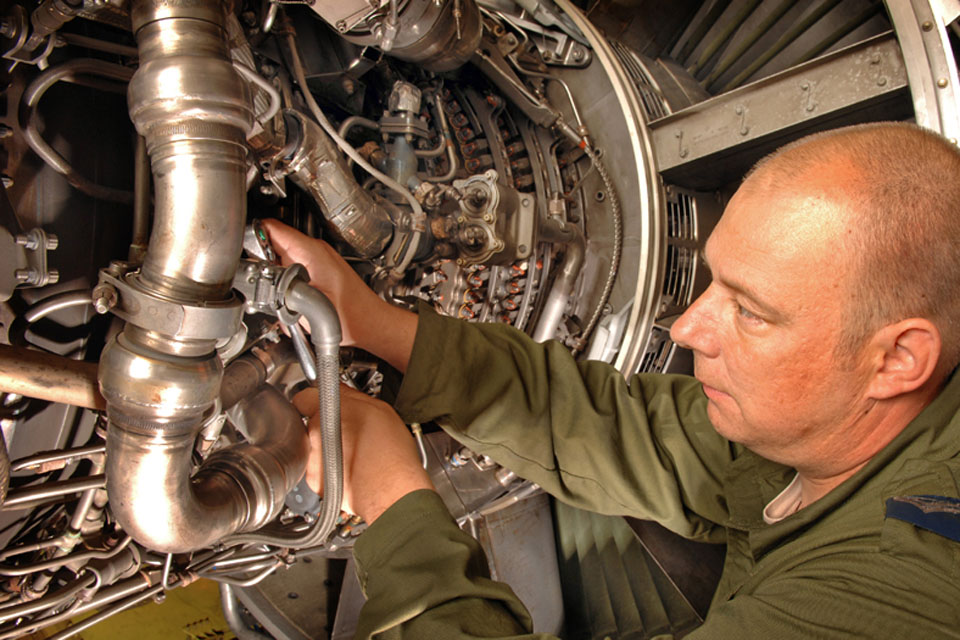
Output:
[{"xmin": 865, "ymin": 318, "xmax": 942, "ymax": 400}]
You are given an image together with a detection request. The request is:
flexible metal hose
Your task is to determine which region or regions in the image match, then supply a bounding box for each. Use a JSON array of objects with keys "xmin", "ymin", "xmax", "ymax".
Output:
[
  {"xmin": 573, "ymin": 147, "xmax": 622, "ymax": 355},
  {"xmin": 225, "ymin": 281, "xmax": 342, "ymax": 548}
]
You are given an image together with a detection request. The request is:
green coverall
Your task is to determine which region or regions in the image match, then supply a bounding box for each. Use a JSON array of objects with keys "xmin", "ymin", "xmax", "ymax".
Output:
[{"xmin": 352, "ymin": 307, "xmax": 960, "ymax": 639}]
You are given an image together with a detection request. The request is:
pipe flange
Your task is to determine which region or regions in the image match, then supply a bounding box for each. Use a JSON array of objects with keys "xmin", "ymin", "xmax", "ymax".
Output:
[{"xmin": 98, "ymin": 268, "xmax": 242, "ymax": 341}]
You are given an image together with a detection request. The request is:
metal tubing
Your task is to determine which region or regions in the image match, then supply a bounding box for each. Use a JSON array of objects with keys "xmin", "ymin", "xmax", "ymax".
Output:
[
  {"xmin": 532, "ymin": 226, "xmax": 585, "ymax": 343},
  {"xmin": 225, "ymin": 283, "xmax": 342, "ymax": 549},
  {"xmin": 18, "ymin": 58, "xmax": 134, "ymax": 204},
  {"xmin": 11, "ymin": 444, "xmax": 105, "ymax": 473},
  {"xmin": 422, "ymin": 92, "xmax": 458, "ymax": 183},
  {"xmin": 0, "ymin": 571, "xmax": 95, "ymax": 624},
  {"xmin": 1, "ymin": 475, "xmax": 105, "ymax": 511},
  {"xmin": 0, "ymin": 535, "xmax": 131, "ymax": 577},
  {"xmin": 22, "ymin": 290, "xmax": 92, "ymax": 324},
  {"xmin": 106, "ymin": 385, "xmax": 308, "ymax": 553},
  {"xmin": 220, "ymin": 583, "xmax": 273, "ymax": 640},
  {"xmin": 285, "ymin": 282, "xmax": 343, "ymax": 546},
  {"xmin": 0, "ymin": 344, "xmax": 103, "ymax": 410}
]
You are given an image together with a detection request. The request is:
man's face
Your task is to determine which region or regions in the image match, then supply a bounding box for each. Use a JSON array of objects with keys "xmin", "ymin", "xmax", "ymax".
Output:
[{"xmin": 669, "ymin": 175, "xmax": 876, "ymax": 469}]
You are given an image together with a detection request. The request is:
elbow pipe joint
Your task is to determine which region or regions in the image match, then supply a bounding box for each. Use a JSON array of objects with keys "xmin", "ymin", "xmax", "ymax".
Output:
[
  {"xmin": 106, "ymin": 385, "xmax": 307, "ymax": 553},
  {"xmin": 283, "ymin": 280, "xmax": 342, "ymax": 356}
]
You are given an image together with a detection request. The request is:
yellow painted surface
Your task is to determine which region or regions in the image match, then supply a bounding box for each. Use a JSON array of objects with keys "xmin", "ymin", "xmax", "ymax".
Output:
[{"xmin": 29, "ymin": 579, "xmax": 237, "ymax": 640}]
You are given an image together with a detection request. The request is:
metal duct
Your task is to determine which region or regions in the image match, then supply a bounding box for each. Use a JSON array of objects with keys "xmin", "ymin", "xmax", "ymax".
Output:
[
  {"xmin": 106, "ymin": 385, "xmax": 308, "ymax": 553},
  {"xmin": 283, "ymin": 110, "xmax": 395, "ymax": 258},
  {"xmin": 97, "ymin": 0, "xmax": 300, "ymax": 553}
]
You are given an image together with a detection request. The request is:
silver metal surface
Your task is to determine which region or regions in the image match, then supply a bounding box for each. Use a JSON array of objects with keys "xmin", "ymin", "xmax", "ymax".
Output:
[
  {"xmin": 885, "ymin": 0, "xmax": 960, "ymax": 140},
  {"xmin": 0, "ymin": 343, "xmax": 104, "ymax": 410},
  {"xmin": 650, "ymin": 32, "xmax": 911, "ymax": 188},
  {"xmin": 282, "ymin": 110, "xmax": 395, "ymax": 259},
  {"xmin": 106, "ymin": 385, "xmax": 308, "ymax": 553}
]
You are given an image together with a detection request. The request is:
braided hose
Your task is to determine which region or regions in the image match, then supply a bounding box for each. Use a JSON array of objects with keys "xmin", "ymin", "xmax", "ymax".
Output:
[
  {"xmin": 310, "ymin": 351, "xmax": 342, "ymax": 545},
  {"xmin": 224, "ymin": 281, "xmax": 342, "ymax": 549},
  {"xmin": 573, "ymin": 147, "xmax": 622, "ymax": 355}
]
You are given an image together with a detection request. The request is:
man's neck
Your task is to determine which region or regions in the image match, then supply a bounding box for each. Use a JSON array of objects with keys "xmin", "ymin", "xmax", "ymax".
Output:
[{"xmin": 795, "ymin": 385, "xmax": 940, "ymax": 509}]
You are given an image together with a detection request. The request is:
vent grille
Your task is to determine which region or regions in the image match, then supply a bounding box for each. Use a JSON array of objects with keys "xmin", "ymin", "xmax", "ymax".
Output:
[
  {"xmin": 610, "ymin": 40, "xmax": 669, "ymax": 121},
  {"xmin": 638, "ymin": 328, "xmax": 673, "ymax": 373},
  {"xmin": 666, "ymin": 191, "xmax": 695, "ymax": 240}
]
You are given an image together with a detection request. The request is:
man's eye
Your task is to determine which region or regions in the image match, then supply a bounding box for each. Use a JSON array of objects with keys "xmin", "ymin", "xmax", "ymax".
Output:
[{"xmin": 737, "ymin": 304, "xmax": 761, "ymax": 322}]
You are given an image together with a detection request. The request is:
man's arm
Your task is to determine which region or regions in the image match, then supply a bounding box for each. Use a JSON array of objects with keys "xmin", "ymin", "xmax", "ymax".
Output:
[
  {"xmin": 263, "ymin": 219, "xmax": 417, "ymax": 372},
  {"xmin": 266, "ymin": 219, "xmax": 734, "ymax": 538},
  {"xmin": 395, "ymin": 304, "xmax": 735, "ymax": 539}
]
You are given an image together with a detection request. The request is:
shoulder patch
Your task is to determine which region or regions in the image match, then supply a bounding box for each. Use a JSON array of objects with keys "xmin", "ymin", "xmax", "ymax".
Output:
[{"xmin": 885, "ymin": 495, "xmax": 960, "ymax": 543}]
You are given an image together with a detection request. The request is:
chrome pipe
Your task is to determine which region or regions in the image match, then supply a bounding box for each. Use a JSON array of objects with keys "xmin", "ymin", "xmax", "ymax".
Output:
[
  {"xmin": 0, "ymin": 344, "xmax": 103, "ymax": 410},
  {"xmin": 126, "ymin": 0, "xmax": 251, "ymax": 299},
  {"xmin": 532, "ymin": 225, "xmax": 585, "ymax": 343},
  {"xmin": 220, "ymin": 583, "xmax": 273, "ymax": 640},
  {"xmin": 106, "ymin": 385, "xmax": 307, "ymax": 553},
  {"xmin": 98, "ymin": 0, "xmax": 258, "ymax": 553}
]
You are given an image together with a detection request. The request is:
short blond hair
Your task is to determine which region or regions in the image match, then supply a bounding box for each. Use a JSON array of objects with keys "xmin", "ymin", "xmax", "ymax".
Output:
[{"xmin": 749, "ymin": 122, "xmax": 960, "ymax": 379}]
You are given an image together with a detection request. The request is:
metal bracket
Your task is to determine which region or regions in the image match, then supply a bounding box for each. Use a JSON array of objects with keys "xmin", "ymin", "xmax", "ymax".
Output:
[
  {"xmin": 233, "ymin": 259, "xmax": 309, "ymax": 326},
  {"xmin": 0, "ymin": 227, "xmax": 59, "ymax": 301}
]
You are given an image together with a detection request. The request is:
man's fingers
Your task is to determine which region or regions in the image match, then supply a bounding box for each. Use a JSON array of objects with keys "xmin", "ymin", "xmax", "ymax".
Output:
[{"xmin": 293, "ymin": 387, "xmax": 318, "ymax": 416}]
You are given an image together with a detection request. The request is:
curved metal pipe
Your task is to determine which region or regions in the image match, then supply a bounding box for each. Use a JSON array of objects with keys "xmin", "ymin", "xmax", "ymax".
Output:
[
  {"xmin": 220, "ymin": 583, "xmax": 273, "ymax": 640},
  {"xmin": 422, "ymin": 92, "xmax": 458, "ymax": 183},
  {"xmin": 225, "ymin": 281, "xmax": 342, "ymax": 549},
  {"xmin": 19, "ymin": 58, "xmax": 135, "ymax": 204},
  {"xmin": 284, "ymin": 110, "xmax": 394, "ymax": 258},
  {"xmin": 106, "ymin": 385, "xmax": 308, "ymax": 553},
  {"xmin": 532, "ymin": 224, "xmax": 585, "ymax": 343}
]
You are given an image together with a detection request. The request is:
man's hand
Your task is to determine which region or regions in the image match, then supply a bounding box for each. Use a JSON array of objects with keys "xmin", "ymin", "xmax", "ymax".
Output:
[
  {"xmin": 294, "ymin": 385, "xmax": 434, "ymax": 524},
  {"xmin": 262, "ymin": 219, "xmax": 418, "ymax": 372}
]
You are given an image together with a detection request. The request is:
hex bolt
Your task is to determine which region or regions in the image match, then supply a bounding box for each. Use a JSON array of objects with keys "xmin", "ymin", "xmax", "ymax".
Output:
[
  {"xmin": 15, "ymin": 234, "xmax": 37, "ymax": 250},
  {"xmin": 92, "ymin": 284, "xmax": 118, "ymax": 314},
  {"xmin": 15, "ymin": 269, "xmax": 38, "ymax": 284},
  {"xmin": 1, "ymin": 175, "xmax": 12, "ymax": 189},
  {"xmin": 0, "ymin": 124, "xmax": 12, "ymax": 139},
  {"xmin": 482, "ymin": 214, "xmax": 493, "ymax": 223},
  {"xmin": 45, "ymin": 234, "xmax": 58, "ymax": 250},
  {"xmin": 47, "ymin": 269, "xmax": 59, "ymax": 284}
]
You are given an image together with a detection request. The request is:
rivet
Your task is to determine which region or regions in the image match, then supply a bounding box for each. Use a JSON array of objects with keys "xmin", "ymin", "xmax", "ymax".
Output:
[
  {"xmin": 922, "ymin": 20, "xmax": 934, "ymax": 31},
  {"xmin": 937, "ymin": 77, "xmax": 949, "ymax": 88}
]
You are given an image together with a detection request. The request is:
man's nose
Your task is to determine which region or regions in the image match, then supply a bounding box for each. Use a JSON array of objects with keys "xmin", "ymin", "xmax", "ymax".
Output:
[{"xmin": 670, "ymin": 285, "xmax": 720, "ymax": 358}]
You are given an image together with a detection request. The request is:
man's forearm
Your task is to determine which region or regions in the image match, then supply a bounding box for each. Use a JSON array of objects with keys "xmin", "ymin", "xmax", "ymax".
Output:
[{"xmin": 355, "ymin": 302, "xmax": 418, "ymax": 374}]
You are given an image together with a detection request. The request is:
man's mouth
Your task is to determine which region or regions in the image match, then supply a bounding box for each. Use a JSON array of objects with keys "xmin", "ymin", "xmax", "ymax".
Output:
[{"xmin": 699, "ymin": 382, "xmax": 731, "ymax": 401}]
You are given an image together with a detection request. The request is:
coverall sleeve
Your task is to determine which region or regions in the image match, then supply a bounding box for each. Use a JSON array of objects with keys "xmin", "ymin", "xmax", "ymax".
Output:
[
  {"xmin": 394, "ymin": 305, "xmax": 734, "ymax": 540},
  {"xmin": 353, "ymin": 492, "xmax": 960, "ymax": 640}
]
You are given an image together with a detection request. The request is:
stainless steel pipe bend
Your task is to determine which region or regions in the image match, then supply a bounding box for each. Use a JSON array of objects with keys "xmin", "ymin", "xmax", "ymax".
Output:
[{"xmin": 106, "ymin": 385, "xmax": 308, "ymax": 553}]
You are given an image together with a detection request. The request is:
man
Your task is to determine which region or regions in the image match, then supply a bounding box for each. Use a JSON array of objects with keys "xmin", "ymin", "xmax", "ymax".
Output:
[{"xmin": 267, "ymin": 122, "xmax": 960, "ymax": 638}]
